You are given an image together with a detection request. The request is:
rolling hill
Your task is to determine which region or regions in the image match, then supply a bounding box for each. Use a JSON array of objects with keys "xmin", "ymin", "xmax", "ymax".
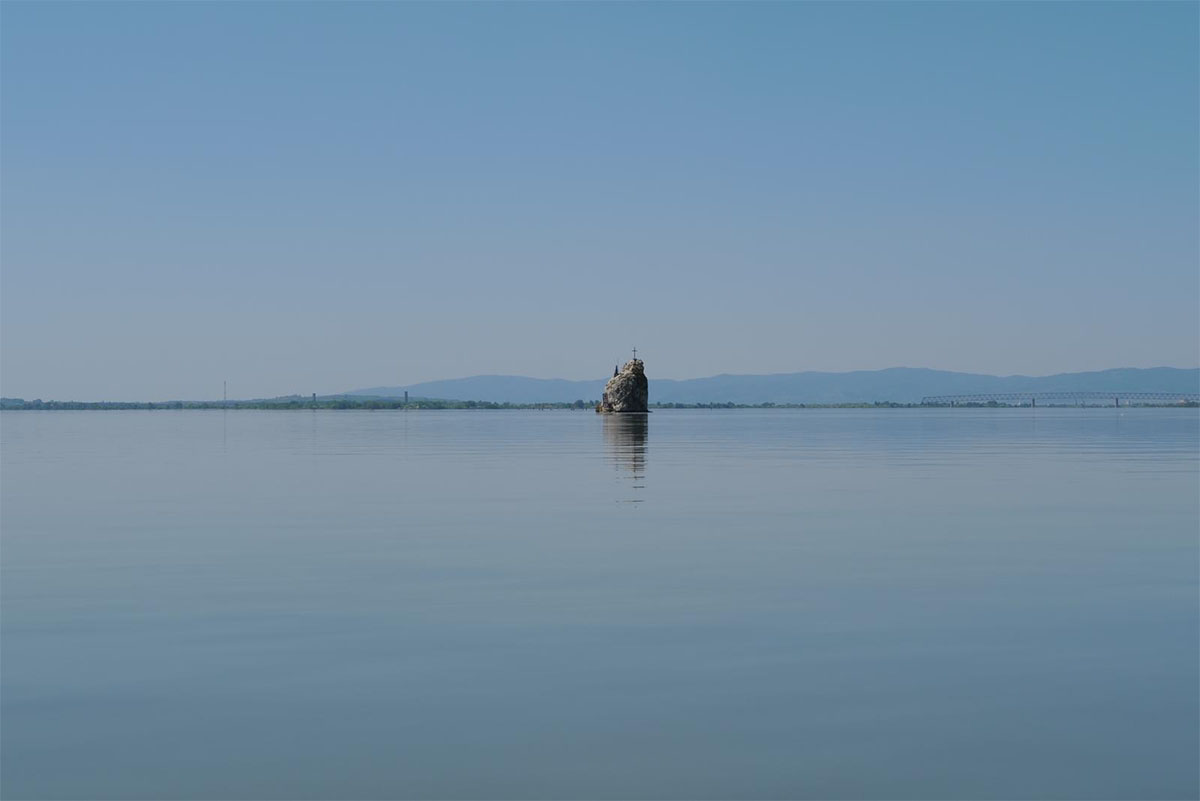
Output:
[{"xmin": 348, "ymin": 367, "xmax": 1200, "ymax": 405}]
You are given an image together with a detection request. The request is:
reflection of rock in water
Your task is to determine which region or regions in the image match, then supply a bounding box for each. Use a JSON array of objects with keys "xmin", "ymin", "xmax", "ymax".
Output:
[{"xmin": 603, "ymin": 413, "xmax": 647, "ymax": 501}]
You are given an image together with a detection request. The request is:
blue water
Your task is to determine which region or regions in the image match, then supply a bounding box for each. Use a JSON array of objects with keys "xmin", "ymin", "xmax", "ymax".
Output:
[{"xmin": 2, "ymin": 409, "xmax": 1197, "ymax": 799}]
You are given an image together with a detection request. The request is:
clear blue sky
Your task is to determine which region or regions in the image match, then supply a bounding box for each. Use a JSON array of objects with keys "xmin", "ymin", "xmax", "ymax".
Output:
[{"xmin": 2, "ymin": 2, "xmax": 1196, "ymax": 401}]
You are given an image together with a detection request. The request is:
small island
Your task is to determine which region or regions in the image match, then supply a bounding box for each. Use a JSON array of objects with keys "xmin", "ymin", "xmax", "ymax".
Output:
[{"xmin": 597, "ymin": 352, "xmax": 649, "ymax": 413}]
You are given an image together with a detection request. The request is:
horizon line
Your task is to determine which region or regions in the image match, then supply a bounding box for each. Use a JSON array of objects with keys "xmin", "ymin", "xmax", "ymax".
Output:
[{"xmin": 5, "ymin": 364, "xmax": 1198, "ymax": 405}]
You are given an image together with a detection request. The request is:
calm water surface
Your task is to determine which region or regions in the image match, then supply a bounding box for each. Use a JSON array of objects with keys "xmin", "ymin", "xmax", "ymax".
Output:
[{"xmin": 2, "ymin": 409, "xmax": 1197, "ymax": 799}]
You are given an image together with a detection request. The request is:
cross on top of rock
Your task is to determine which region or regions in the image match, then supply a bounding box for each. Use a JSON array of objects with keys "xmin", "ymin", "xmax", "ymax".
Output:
[{"xmin": 632, "ymin": 347, "xmax": 638, "ymax": 360}]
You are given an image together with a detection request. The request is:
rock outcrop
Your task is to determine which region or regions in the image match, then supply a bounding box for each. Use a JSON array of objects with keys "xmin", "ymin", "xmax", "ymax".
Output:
[{"xmin": 598, "ymin": 359, "xmax": 649, "ymax": 413}]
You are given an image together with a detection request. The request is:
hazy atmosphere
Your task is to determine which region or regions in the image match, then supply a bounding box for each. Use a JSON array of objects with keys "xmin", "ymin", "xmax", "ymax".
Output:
[
  {"xmin": 2, "ymin": 2, "xmax": 1197, "ymax": 400},
  {"xmin": 4, "ymin": 6, "xmax": 1198, "ymax": 801}
]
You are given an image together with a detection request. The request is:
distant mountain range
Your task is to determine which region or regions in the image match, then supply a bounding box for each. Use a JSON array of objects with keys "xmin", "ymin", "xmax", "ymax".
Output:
[{"xmin": 348, "ymin": 367, "xmax": 1200, "ymax": 405}]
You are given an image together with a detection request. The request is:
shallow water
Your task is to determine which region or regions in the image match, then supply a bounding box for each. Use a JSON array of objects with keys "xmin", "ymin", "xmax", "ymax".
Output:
[{"xmin": 2, "ymin": 408, "xmax": 1197, "ymax": 799}]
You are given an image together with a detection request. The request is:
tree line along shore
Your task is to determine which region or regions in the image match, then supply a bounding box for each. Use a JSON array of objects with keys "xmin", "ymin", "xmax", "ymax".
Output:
[
  {"xmin": 3, "ymin": 398, "xmax": 1194, "ymax": 411},
  {"xmin": 1, "ymin": 398, "xmax": 912, "ymax": 410}
]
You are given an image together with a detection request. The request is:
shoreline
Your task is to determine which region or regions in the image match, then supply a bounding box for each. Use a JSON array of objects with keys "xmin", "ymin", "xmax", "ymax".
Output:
[{"xmin": 3, "ymin": 400, "xmax": 1196, "ymax": 411}]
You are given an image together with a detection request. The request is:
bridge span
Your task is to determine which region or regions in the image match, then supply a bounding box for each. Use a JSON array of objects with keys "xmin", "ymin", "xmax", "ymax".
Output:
[{"xmin": 921, "ymin": 391, "xmax": 1199, "ymax": 407}]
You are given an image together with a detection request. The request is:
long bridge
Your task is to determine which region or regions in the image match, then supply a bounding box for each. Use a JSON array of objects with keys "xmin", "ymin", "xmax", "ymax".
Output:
[{"xmin": 921, "ymin": 391, "xmax": 1199, "ymax": 407}]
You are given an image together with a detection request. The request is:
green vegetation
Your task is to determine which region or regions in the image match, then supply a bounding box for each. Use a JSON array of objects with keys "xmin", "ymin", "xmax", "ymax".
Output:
[
  {"xmin": 0, "ymin": 396, "xmax": 600, "ymax": 411},
  {"xmin": 2, "ymin": 397, "xmax": 1192, "ymax": 411},
  {"xmin": 0, "ymin": 397, "xmax": 919, "ymax": 411}
]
